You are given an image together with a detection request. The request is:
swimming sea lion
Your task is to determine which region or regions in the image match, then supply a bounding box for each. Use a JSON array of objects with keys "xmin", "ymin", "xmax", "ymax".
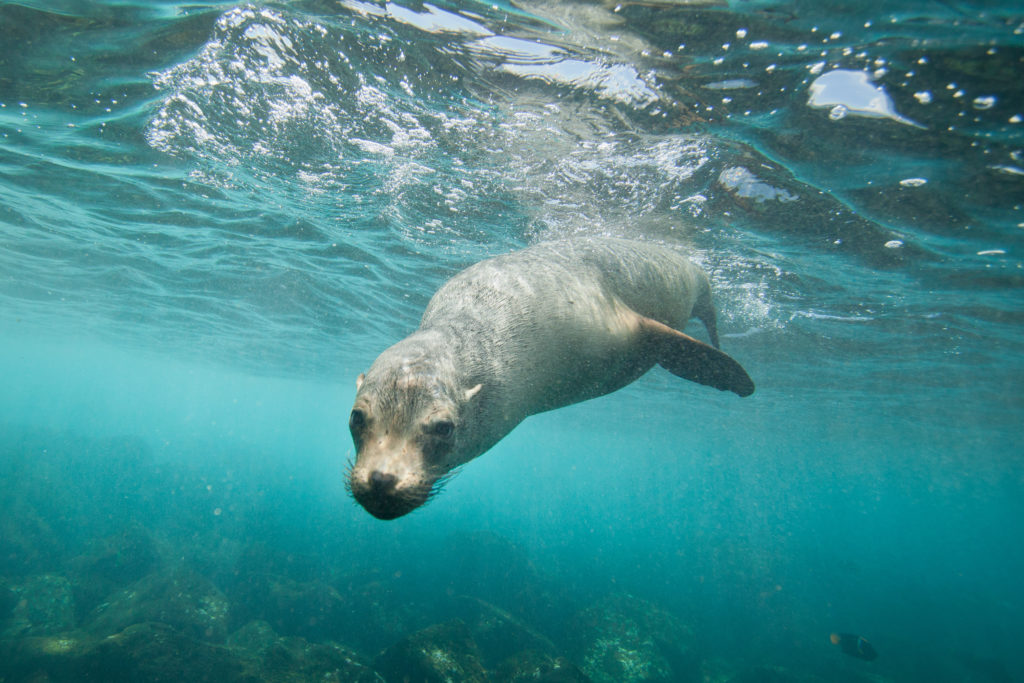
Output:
[{"xmin": 347, "ymin": 237, "xmax": 754, "ymax": 519}]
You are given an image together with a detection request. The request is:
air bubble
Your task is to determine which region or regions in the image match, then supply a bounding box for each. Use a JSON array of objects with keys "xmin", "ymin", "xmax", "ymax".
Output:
[{"xmin": 829, "ymin": 104, "xmax": 848, "ymax": 120}]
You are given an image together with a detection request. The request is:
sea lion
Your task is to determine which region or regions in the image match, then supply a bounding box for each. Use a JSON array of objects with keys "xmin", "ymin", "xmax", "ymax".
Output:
[{"xmin": 347, "ymin": 237, "xmax": 754, "ymax": 519}]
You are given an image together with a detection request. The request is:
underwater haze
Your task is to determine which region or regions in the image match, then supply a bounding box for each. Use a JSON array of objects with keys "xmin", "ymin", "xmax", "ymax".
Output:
[{"xmin": 2, "ymin": 0, "xmax": 1022, "ymax": 681}]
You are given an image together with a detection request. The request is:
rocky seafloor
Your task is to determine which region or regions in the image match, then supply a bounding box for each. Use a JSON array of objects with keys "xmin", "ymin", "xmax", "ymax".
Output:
[{"xmin": 1, "ymin": 427, "xmax": 912, "ymax": 683}]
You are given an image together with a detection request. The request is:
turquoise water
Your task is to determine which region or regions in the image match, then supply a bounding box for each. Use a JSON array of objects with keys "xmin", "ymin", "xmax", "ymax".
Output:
[{"xmin": 2, "ymin": 0, "xmax": 1022, "ymax": 681}]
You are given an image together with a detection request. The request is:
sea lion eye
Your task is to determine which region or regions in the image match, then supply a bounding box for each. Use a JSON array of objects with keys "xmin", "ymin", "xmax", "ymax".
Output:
[
  {"xmin": 431, "ymin": 419, "xmax": 454, "ymax": 438},
  {"xmin": 349, "ymin": 409, "xmax": 366, "ymax": 431}
]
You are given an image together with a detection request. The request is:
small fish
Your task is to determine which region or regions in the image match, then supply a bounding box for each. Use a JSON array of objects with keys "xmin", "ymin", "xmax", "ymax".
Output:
[{"xmin": 830, "ymin": 632, "xmax": 878, "ymax": 661}]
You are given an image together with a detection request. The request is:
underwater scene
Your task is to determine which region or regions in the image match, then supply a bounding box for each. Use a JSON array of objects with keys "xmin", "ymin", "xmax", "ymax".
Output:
[{"xmin": 1, "ymin": 0, "xmax": 1022, "ymax": 681}]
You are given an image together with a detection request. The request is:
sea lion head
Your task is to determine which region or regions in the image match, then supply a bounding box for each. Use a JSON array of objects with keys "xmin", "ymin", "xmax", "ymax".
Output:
[{"xmin": 346, "ymin": 339, "xmax": 482, "ymax": 520}]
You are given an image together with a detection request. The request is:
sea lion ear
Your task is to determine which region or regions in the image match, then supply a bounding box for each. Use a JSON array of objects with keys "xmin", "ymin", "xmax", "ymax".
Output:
[
  {"xmin": 464, "ymin": 384, "xmax": 483, "ymax": 401},
  {"xmin": 356, "ymin": 373, "xmax": 365, "ymax": 390}
]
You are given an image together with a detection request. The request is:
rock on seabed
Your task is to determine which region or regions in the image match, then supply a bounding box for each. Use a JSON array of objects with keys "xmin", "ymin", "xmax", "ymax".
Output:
[
  {"xmin": 374, "ymin": 619, "xmax": 488, "ymax": 683},
  {"xmin": 566, "ymin": 593, "xmax": 700, "ymax": 683}
]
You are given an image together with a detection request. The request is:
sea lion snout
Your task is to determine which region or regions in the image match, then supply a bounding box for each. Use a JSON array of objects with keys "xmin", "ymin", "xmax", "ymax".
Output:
[
  {"xmin": 369, "ymin": 470, "xmax": 397, "ymax": 491},
  {"xmin": 349, "ymin": 466, "xmax": 431, "ymax": 520}
]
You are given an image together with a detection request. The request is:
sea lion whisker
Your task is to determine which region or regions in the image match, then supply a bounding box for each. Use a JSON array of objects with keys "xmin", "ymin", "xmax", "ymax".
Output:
[
  {"xmin": 433, "ymin": 467, "xmax": 461, "ymax": 490},
  {"xmin": 342, "ymin": 456, "xmax": 357, "ymax": 498},
  {"xmin": 424, "ymin": 468, "xmax": 461, "ymax": 504},
  {"xmin": 421, "ymin": 488, "xmax": 444, "ymax": 508}
]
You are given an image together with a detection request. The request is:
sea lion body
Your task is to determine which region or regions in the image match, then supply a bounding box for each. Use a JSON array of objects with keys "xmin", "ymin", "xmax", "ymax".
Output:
[{"xmin": 347, "ymin": 238, "xmax": 753, "ymax": 519}]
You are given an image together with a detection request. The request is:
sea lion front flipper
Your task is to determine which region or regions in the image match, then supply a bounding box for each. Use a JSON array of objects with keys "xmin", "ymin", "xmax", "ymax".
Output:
[{"xmin": 639, "ymin": 316, "xmax": 755, "ymax": 397}]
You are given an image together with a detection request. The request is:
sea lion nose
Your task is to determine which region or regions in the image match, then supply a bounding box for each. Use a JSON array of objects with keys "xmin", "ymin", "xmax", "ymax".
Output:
[
  {"xmin": 350, "ymin": 468, "xmax": 423, "ymax": 520},
  {"xmin": 368, "ymin": 470, "xmax": 397, "ymax": 493}
]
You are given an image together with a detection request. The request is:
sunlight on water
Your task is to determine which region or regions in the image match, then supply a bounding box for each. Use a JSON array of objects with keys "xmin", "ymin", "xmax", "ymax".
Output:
[{"xmin": 807, "ymin": 69, "xmax": 923, "ymax": 127}]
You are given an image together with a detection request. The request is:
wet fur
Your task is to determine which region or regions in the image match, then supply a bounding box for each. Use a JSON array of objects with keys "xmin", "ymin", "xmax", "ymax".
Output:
[{"xmin": 347, "ymin": 237, "xmax": 752, "ymax": 519}]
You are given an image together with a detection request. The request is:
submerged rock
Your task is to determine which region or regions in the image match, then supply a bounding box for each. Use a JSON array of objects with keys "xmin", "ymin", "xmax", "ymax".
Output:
[
  {"xmin": 566, "ymin": 594, "xmax": 699, "ymax": 683},
  {"xmin": 77, "ymin": 622, "xmax": 248, "ymax": 683},
  {"xmin": 436, "ymin": 532, "xmax": 559, "ymax": 625},
  {"xmin": 228, "ymin": 572, "xmax": 350, "ymax": 643},
  {"xmin": 374, "ymin": 619, "xmax": 487, "ymax": 683},
  {"xmin": 727, "ymin": 664, "xmax": 834, "ymax": 683},
  {"xmin": 0, "ymin": 631, "xmax": 92, "ymax": 682},
  {"xmin": 0, "ymin": 499, "xmax": 65, "ymax": 575},
  {"xmin": 699, "ymin": 657, "xmax": 742, "ymax": 683},
  {"xmin": 231, "ymin": 565, "xmax": 439, "ymax": 656},
  {"xmin": 0, "ymin": 619, "xmax": 383, "ymax": 683},
  {"xmin": 266, "ymin": 639, "xmax": 383, "ymax": 683},
  {"xmin": 68, "ymin": 523, "xmax": 162, "ymax": 618},
  {"xmin": 0, "ymin": 623, "xmax": 248, "ymax": 683},
  {"xmin": 71, "ymin": 523, "xmax": 160, "ymax": 587},
  {"xmin": 228, "ymin": 619, "xmax": 382, "ymax": 682},
  {"xmin": 332, "ymin": 569, "xmax": 435, "ymax": 654},
  {"xmin": 0, "ymin": 574, "xmax": 76, "ymax": 638},
  {"xmin": 493, "ymin": 649, "xmax": 592, "ymax": 683},
  {"xmin": 87, "ymin": 566, "xmax": 229, "ymax": 642},
  {"xmin": 450, "ymin": 595, "xmax": 560, "ymax": 671},
  {"xmin": 228, "ymin": 619, "xmax": 281, "ymax": 656}
]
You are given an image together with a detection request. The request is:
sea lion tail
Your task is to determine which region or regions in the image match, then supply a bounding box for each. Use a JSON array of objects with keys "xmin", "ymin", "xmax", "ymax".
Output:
[{"xmin": 692, "ymin": 282, "xmax": 721, "ymax": 349}]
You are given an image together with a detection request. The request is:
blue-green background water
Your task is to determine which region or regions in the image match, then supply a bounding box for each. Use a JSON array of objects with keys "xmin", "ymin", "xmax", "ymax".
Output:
[{"xmin": 1, "ymin": 0, "xmax": 1022, "ymax": 681}]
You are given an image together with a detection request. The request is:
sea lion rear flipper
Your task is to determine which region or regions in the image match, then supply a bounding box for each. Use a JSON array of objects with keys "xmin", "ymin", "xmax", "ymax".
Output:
[
  {"xmin": 639, "ymin": 316, "xmax": 755, "ymax": 397},
  {"xmin": 692, "ymin": 286, "xmax": 721, "ymax": 349}
]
